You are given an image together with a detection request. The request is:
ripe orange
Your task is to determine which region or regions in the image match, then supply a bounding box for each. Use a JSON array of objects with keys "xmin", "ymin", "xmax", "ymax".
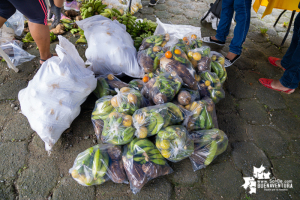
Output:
[
  {"xmin": 143, "ymin": 76, "xmax": 149, "ymax": 83},
  {"xmin": 192, "ymin": 52, "xmax": 201, "ymax": 61},
  {"xmin": 165, "ymin": 51, "xmax": 172, "ymax": 59},
  {"xmin": 107, "ymin": 74, "xmax": 114, "ymax": 80},
  {"xmin": 174, "ymin": 49, "xmax": 181, "ymax": 55},
  {"xmin": 183, "ymin": 37, "xmax": 188, "ymax": 41},
  {"xmin": 191, "ymin": 34, "xmax": 197, "ymax": 39}
]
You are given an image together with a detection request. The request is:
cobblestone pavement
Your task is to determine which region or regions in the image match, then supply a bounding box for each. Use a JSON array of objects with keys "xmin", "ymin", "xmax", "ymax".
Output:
[{"xmin": 1, "ymin": 0, "xmax": 300, "ymax": 199}]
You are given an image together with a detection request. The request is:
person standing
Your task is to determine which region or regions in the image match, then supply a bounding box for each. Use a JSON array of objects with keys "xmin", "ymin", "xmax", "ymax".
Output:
[{"xmin": 203, "ymin": 0, "xmax": 252, "ymax": 67}]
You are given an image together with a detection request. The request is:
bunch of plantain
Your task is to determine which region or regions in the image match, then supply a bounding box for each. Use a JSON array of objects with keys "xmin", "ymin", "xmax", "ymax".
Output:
[
  {"xmin": 184, "ymin": 97, "xmax": 217, "ymax": 131},
  {"xmin": 80, "ymin": 0, "xmax": 107, "ymax": 19},
  {"xmin": 76, "ymin": 27, "xmax": 87, "ymax": 44},
  {"xmin": 132, "ymin": 103, "xmax": 184, "ymax": 138},
  {"xmin": 199, "ymin": 71, "xmax": 225, "ymax": 104},
  {"xmin": 131, "ymin": 19, "xmax": 157, "ymax": 49},
  {"xmin": 137, "ymin": 46, "xmax": 165, "ymax": 73},
  {"xmin": 123, "ymin": 138, "xmax": 173, "ymax": 193},
  {"xmin": 141, "ymin": 73, "xmax": 182, "ymax": 105},
  {"xmin": 210, "ymin": 53, "xmax": 227, "ymax": 84},
  {"xmin": 111, "ymin": 87, "xmax": 144, "ymax": 115},
  {"xmin": 101, "ymin": 112, "xmax": 135, "ymax": 145},
  {"xmin": 189, "ymin": 129, "xmax": 228, "ymax": 171},
  {"xmin": 92, "ymin": 96, "xmax": 116, "ymax": 121},
  {"xmin": 156, "ymin": 125, "xmax": 194, "ymax": 162},
  {"xmin": 69, "ymin": 145, "xmax": 109, "ymax": 186},
  {"xmin": 22, "ymin": 32, "xmax": 56, "ymax": 43},
  {"xmin": 93, "ymin": 77, "xmax": 117, "ymax": 99},
  {"xmin": 139, "ymin": 33, "xmax": 170, "ymax": 51}
]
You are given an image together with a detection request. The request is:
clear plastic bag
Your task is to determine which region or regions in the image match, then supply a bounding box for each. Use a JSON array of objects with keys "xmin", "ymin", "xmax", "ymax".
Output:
[
  {"xmin": 102, "ymin": 0, "xmax": 142, "ymax": 15},
  {"xmin": 139, "ymin": 34, "xmax": 170, "ymax": 51},
  {"xmin": 76, "ymin": 15, "xmax": 144, "ymax": 78},
  {"xmin": 0, "ymin": 25, "xmax": 15, "ymax": 45},
  {"xmin": 199, "ymin": 71, "xmax": 225, "ymax": 104},
  {"xmin": 156, "ymin": 125, "xmax": 194, "ymax": 162},
  {"xmin": 101, "ymin": 112, "xmax": 135, "ymax": 145},
  {"xmin": 141, "ymin": 73, "xmax": 182, "ymax": 105},
  {"xmin": 159, "ymin": 46, "xmax": 198, "ymax": 90},
  {"xmin": 137, "ymin": 46, "xmax": 166, "ymax": 73},
  {"xmin": 176, "ymin": 88, "xmax": 200, "ymax": 106},
  {"xmin": 187, "ymin": 46, "xmax": 211, "ymax": 73},
  {"xmin": 189, "ymin": 129, "xmax": 228, "ymax": 171},
  {"xmin": 69, "ymin": 144, "xmax": 128, "ymax": 186},
  {"xmin": 0, "ymin": 40, "xmax": 35, "ymax": 66},
  {"xmin": 5, "ymin": 10, "xmax": 25, "ymax": 36},
  {"xmin": 111, "ymin": 87, "xmax": 144, "ymax": 115},
  {"xmin": 173, "ymin": 39, "xmax": 190, "ymax": 55},
  {"xmin": 18, "ymin": 36, "xmax": 97, "ymax": 151},
  {"xmin": 182, "ymin": 33, "xmax": 203, "ymax": 49},
  {"xmin": 210, "ymin": 51, "xmax": 227, "ymax": 84},
  {"xmin": 184, "ymin": 97, "xmax": 218, "ymax": 131},
  {"xmin": 123, "ymin": 138, "xmax": 173, "ymax": 194},
  {"xmin": 128, "ymin": 79, "xmax": 144, "ymax": 91},
  {"xmin": 132, "ymin": 102, "xmax": 184, "ymax": 138}
]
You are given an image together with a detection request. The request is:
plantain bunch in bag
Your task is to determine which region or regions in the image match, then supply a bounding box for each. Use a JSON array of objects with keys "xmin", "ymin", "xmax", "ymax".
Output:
[
  {"xmin": 123, "ymin": 138, "xmax": 173, "ymax": 194},
  {"xmin": 189, "ymin": 129, "xmax": 228, "ymax": 171},
  {"xmin": 156, "ymin": 125, "xmax": 194, "ymax": 162},
  {"xmin": 69, "ymin": 144, "xmax": 127, "ymax": 186}
]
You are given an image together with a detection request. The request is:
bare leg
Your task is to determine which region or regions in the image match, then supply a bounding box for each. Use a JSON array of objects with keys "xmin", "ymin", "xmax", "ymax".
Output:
[
  {"xmin": 28, "ymin": 22, "xmax": 51, "ymax": 64},
  {"xmin": 226, "ymin": 52, "xmax": 237, "ymax": 60},
  {"xmin": 0, "ymin": 16, "xmax": 7, "ymax": 28},
  {"xmin": 271, "ymin": 79, "xmax": 295, "ymax": 93},
  {"xmin": 54, "ymin": 0, "xmax": 64, "ymax": 8}
]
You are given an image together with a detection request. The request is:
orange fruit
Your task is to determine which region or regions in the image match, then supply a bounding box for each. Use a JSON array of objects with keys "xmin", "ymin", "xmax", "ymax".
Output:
[
  {"xmin": 191, "ymin": 34, "xmax": 197, "ymax": 39},
  {"xmin": 143, "ymin": 76, "xmax": 149, "ymax": 83},
  {"xmin": 165, "ymin": 51, "xmax": 172, "ymax": 59},
  {"xmin": 107, "ymin": 74, "xmax": 114, "ymax": 80},
  {"xmin": 174, "ymin": 49, "xmax": 181, "ymax": 55},
  {"xmin": 192, "ymin": 52, "xmax": 201, "ymax": 61},
  {"xmin": 183, "ymin": 37, "xmax": 188, "ymax": 41}
]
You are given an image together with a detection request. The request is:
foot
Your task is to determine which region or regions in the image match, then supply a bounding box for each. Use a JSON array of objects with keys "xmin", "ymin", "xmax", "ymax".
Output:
[
  {"xmin": 225, "ymin": 52, "xmax": 237, "ymax": 60},
  {"xmin": 64, "ymin": 1, "xmax": 79, "ymax": 11},
  {"xmin": 271, "ymin": 79, "xmax": 294, "ymax": 93},
  {"xmin": 40, "ymin": 53, "xmax": 57, "ymax": 65},
  {"xmin": 259, "ymin": 78, "xmax": 295, "ymax": 94},
  {"xmin": 268, "ymin": 56, "xmax": 285, "ymax": 70},
  {"xmin": 224, "ymin": 52, "xmax": 240, "ymax": 67},
  {"xmin": 202, "ymin": 36, "xmax": 225, "ymax": 45}
]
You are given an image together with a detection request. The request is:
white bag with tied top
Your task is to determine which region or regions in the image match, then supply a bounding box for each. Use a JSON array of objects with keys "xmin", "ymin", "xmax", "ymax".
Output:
[{"xmin": 18, "ymin": 36, "xmax": 97, "ymax": 151}]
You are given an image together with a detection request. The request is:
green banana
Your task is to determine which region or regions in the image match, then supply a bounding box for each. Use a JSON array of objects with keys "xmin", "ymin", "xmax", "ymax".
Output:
[
  {"xmin": 211, "ymin": 62, "xmax": 220, "ymax": 77},
  {"xmin": 92, "ymin": 149, "xmax": 100, "ymax": 177},
  {"xmin": 204, "ymin": 140, "xmax": 218, "ymax": 166},
  {"xmin": 152, "ymin": 158, "xmax": 166, "ymax": 165},
  {"xmin": 151, "ymin": 113, "xmax": 164, "ymax": 135},
  {"xmin": 205, "ymin": 109, "xmax": 213, "ymax": 129}
]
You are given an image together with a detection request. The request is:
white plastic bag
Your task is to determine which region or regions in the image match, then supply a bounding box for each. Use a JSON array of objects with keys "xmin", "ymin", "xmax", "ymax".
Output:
[
  {"xmin": 5, "ymin": 10, "xmax": 25, "ymax": 36},
  {"xmin": 18, "ymin": 36, "xmax": 97, "ymax": 151},
  {"xmin": 154, "ymin": 18, "xmax": 201, "ymax": 47},
  {"xmin": 76, "ymin": 15, "xmax": 144, "ymax": 78},
  {"xmin": 0, "ymin": 40, "xmax": 35, "ymax": 66}
]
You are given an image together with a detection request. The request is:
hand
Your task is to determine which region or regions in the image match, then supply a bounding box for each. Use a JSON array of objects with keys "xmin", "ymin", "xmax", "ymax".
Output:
[{"xmin": 49, "ymin": 0, "xmax": 61, "ymax": 28}]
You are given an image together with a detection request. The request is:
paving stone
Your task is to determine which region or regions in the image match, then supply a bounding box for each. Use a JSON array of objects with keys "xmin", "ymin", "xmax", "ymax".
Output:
[
  {"xmin": 249, "ymin": 24, "xmax": 259, "ymax": 32},
  {"xmin": 52, "ymin": 177, "xmax": 95, "ymax": 200},
  {"xmin": 142, "ymin": 14, "xmax": 156, "ymax": 22},
  {"xmin": 251, "ymin": 18, "xmax": 265, "ymax": 28},
  {"xmin": 232, "ymin": 142, "xmax": 271, "ymax": 177},
  {"xmin": 1, "ymin": 113, "xmax": 34, "ymax": 141},
  {"xmin": 0, "ymin": 142, "xmax": 27, "ymax": 180},
  {"xmin": 168, "ymin": 7, "xmax": 184, "ymax": 15},
  {"xmin": 0, "ymin": 79, "xmax": 28, "ymax": 101},
  {"xmin": 16, "ymin": 157, "xmax": 59, "ymax": 200},
  {"xmin": 165, "ymin": 1, "xmax": 180, "ymax": 7},
  {"xmin": 181, "ymin": 4, "xmax": 197, "ymax": 11},
  {"xmin": 290, "ymin": 140, "xmax": 300, "ymax": 155},
  {"xmin": 271, "ymin": 157, "xmax": 300, "ymax": 198},
  {"xmin": 184, "ymin": 11, "xmax": 200, "ymax": 19},
  {"xmin": 248, "ymin": 125, "xmax": 290, "ymax": 157},
  {"xmin": 154, "ymin": 11, "xmax": 172, "ymax": 19},
  {"xmin": 0, "ymin": 182, "xmax": 15, "ymax": 200},
  {"xmin": 153, "ymin": 4, "xmax": 167, "ymax": 11},
  {"xmin": 271, "ymin": 110, "xmax": 300, "ymax": 139},
  {"xmin": 282, "ymin": 92, "xmax": 300, "ymax": 117},
  {"xmin": 256, "ymin": 86, "xmax": 286, "ymax": 109},
  {"xmin": 266, "ymin": 27, "xmax": 278, "ymax": 36},
  {"xmin": 139, "ymin": 7, "xmax": 154, "ymax": 15},
  {"xmin": 174, "ymin": 185, "xmax": 207, "ymax": 200},
  {"xmin": 238, "ymin": 99, "xmax": 270, "ymax": 125},
  {"xmin": 203, "ymin": 161, "xmax": 244, "ymax": 200},
  {"xmin": 243, "ymin": 48, "xmax": 268, "ymax": 62},
  {"xmin": 215, "ymin": 91, "xmax": 236, "ymax": 113},
  {"xmin": 132, "ymin": 178, "xmax": 172, "ymax": 200},
  {"xmin": 247, "ymin": 32, "xmax": 268, "ymax": 43},
  {"xmin": 261, "ymin": 15, "xmax": 277, "ymax": 24},
  {"xmin": 248, "ymin": 187, "xmax": 291, "ymax": 200},
  {"xmin": 269, "ymin": 35, "xmax": 290, "ymax": 48},
  {"xmin": 167, "ymin": 159, "xmax": 199, "ymax": 186},
  {"xmin": 96, "ymin": 181, "xmax": 130, "ymax": 199}
]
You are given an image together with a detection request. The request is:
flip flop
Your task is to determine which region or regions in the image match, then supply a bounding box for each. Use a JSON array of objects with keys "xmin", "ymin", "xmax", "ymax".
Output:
[
  {"xmin": 224, "ymin": 54, "xmax": 240, "ymax": 67},
  {"xmin": 40, "ymin": 54, "xmax": 54, "ymax": 65},
  {"xmin": 202, "ymin": 37, "xmax": 225, "ymax": 46},
  {"xmin": 259, "ymin": 78, "xmax": 294, "ymax": 94},
  {"xmin": 268, "ymin": 57, "xmax": 285, "ymax": 71}
]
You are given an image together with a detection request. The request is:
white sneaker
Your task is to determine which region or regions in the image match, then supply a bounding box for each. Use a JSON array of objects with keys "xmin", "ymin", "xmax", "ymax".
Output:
[{"xmin": 64, "ymin": 1, "xmax": 79, "ymax": 11}]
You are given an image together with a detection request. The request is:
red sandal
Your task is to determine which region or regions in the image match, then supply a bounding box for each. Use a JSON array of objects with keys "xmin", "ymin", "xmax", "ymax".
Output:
[
  {"xmin": 268, "ymin": 57, "xmax": 285, "ymax": 71},
  {"xmin": 259, "ymin": 78, "xmax": 294, "ymax": 94}
]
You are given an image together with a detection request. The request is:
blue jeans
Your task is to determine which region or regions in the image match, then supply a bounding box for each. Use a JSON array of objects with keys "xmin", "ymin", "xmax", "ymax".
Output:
[
  {"xmin": 215, "ymin": 0, "xmax": 252, "ymax": 55},
  {"xmin": 280, "ymin": 13, "xmax": 300, "ymax": 89}
]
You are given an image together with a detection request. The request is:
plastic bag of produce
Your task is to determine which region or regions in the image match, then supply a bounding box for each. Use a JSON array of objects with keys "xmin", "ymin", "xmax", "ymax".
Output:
[
  {"xmin": 141, "ymin": 73, "xmax": 182, "ymax": 105},
  {"xmin": 139, "ymin": 33, "xmax": 170, "ymax": 51},
  {"xmin": 123, "ymin": 138, "xmax": 173, "ymax": 194},
  {"xmin": 156, "ymin": 125, "xmax": 194, "ymax": 162},
  {"xmin": 69, "ymin": 144, "xmax": 128, "ymax": 186},
  {"xmin": 101, "ymin": 112, "xmax": 135, "ymax": 145},
  {"xmin": 176, "ymin": 88, "xmax": 200, "ymax": 106},
  {"xmin": 128, "ymin": 79, "xmax": 144, "ymax": 91},
  {"xmin": 189, "ymin": 129, "xmax": 228, "ymax": 171},
  {"xmin": 187, "ymin": 46, "xmax": 211, "ymax": 73},
  {"xmin": 159, "ymin": 46, "xmax": 199, "ymax": 90},
  {"xmin": 182, "ymin": 33, "xmax": 203, "ymax": 49},
  {"xmin": 173, "ymin": 39, "xmax": 190, "ymax": 54},
  {"xmin": 132, "ymin": 103, "xmax": 184, "ymax": 138},
  {"xmin": 210, "ymin": 51, "xmax": 227, "ymax": 84},
  {"xmin": 18, "ymin": 36, "xmax": 97, "ymax": 151},
  {"xmin": 199, "ymin": 71, "xmax": 225, "ymax": 104},
  {"xmin": 102, "ymin": 0, "xmax": 142, "ymax": 15},
  {"xmin": 184, "ymin": 97, "xmax": 218, "ymax": 131},
  {"xmin": 111, "ymin": 87, "xmax": 145, "ymax": 115},
  {"xmin": 137, "ymin": 46, "xmax": 166, "ymax": 73},
  {"xmin": 76, "ymin": 15, "xmax": 143, "ymax": 78}
]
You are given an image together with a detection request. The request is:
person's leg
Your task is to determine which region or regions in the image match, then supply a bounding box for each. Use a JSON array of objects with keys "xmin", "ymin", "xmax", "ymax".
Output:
[
  {"xmin": 227, "ymin": 0, "xmax": 252, "ymax": 59},
  {"xmin": 214, "ymin": 0, "xmax": 235, "ymax": 42},
  {"xmin": 0, "ymin": 16, "xmax": 7, "ymax": 28}
]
